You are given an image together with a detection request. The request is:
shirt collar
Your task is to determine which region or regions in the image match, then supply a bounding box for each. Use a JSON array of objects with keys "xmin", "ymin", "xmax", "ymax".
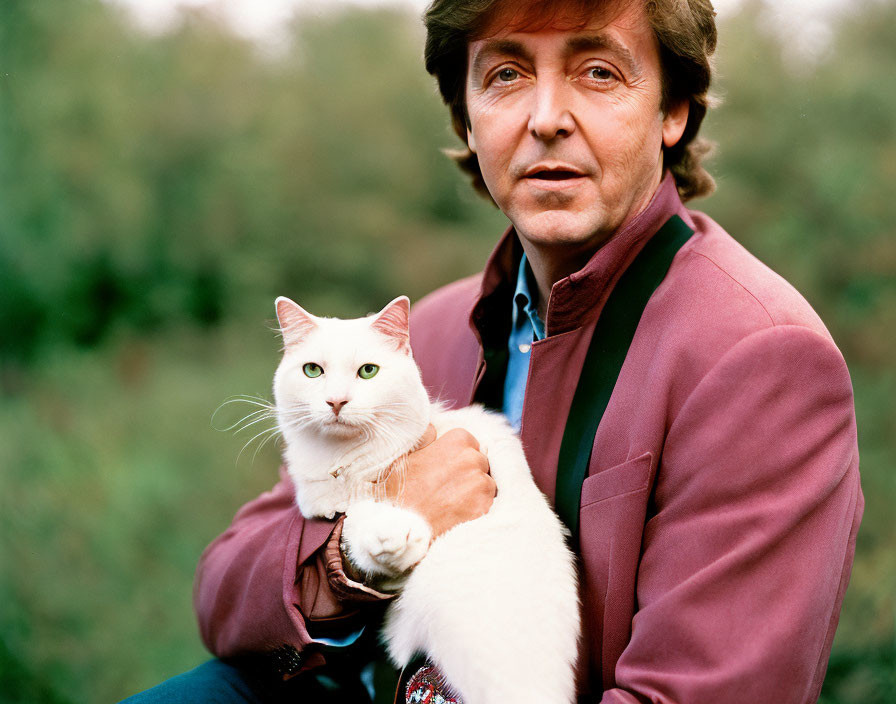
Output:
[{"xmin": 512, "ymin": 253, "xmax": 546, "ymax": 341}]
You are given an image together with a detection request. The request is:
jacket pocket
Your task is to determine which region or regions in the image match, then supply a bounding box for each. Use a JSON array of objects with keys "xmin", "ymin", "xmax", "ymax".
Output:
[
  {"xmin": 579, "ymin": 452, "xmax": 653, "ymax": 507},
  {"xmin": 576, "ymin": 452, "xmax": 653, "ymax": 693}
]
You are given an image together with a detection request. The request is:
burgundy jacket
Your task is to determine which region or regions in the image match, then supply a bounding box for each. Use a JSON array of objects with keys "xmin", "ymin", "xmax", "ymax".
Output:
[{"xmin": 194, "ymin": 175, "xmax": 862, "ymax": 702}]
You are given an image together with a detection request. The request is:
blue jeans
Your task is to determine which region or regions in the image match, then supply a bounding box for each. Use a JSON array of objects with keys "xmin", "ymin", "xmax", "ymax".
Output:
[
  {"xmin": 119, "ymin": 660, "xmax": 265, "ymax": 703},
  {"xmin": 119, "ymin": 657, "xmax": 397, "ymax": 703}
]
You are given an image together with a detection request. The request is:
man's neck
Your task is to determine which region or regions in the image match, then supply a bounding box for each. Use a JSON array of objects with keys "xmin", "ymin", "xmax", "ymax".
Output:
[{"xmin": 518, "ymin": 173, "xmax": 667, "ymax": 322}]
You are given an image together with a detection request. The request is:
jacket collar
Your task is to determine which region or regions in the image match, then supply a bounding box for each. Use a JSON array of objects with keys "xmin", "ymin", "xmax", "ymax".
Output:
[{"xmin": 471, "ymin": 173, "xmax": 684, "ymax": 343}]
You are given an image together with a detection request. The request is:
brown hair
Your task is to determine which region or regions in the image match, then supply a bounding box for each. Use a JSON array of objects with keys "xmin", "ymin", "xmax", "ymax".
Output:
[{"xmin": 423, "ymin": 0, "xmax": 718, "ymax": 202}]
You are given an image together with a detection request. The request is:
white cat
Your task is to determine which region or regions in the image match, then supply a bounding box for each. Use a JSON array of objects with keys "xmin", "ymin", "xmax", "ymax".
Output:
[{"xmin": 273, "ymin": 295, "xmax": 580, "ymax": 704}]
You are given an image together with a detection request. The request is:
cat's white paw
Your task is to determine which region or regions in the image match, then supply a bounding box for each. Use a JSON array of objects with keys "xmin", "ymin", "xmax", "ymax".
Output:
[{"xmin": 343, "ymin": 501, "xmax": 432, "ymax": 577}]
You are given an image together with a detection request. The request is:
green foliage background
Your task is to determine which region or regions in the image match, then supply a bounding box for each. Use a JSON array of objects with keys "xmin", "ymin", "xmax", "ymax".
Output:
[{"xmin": 0, "ymin": 0, "xmax": 893, "ymax": 701}]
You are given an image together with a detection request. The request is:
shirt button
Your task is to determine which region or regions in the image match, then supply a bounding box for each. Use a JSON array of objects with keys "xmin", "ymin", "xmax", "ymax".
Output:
[{"xmin": 518, "ymin": 343, "xmax": 531, "ymax": 353}]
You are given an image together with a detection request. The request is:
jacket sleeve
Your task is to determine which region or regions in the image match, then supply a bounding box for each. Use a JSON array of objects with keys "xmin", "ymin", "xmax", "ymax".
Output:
[
  {"xmin": 600, "ymin": 325, "xmax": 863, "ymax": 703},
  {"xmin": 193, "ymin": 465, "xmax": 390, "ymax": 667}
]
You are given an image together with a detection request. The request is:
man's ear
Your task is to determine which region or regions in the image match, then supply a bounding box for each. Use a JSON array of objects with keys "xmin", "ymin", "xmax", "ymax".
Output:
[
  {"xmin": 467, "ymin": 125, "xmax": 477, "ymax": 154},
  {"xmin": 662, "ymin": 98, "xmax": 690, "ymax": 149}
]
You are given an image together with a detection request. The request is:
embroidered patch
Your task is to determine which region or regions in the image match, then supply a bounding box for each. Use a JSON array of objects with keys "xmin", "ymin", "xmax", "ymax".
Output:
[{"xmin": 405, "ymin": 664, "xmax": 462, "ymax": 704}]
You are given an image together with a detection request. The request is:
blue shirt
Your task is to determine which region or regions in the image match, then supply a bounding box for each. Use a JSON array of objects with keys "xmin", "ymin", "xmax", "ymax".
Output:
[{"xmin": 502, "ymin": 253, "xmax": 546, "ymax": 432}]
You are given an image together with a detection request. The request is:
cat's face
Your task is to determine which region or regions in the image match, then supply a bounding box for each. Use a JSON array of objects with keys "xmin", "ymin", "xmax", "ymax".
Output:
[{"xmin": 273, "ymin": 296, "xmax": 429, "ymax": 440}]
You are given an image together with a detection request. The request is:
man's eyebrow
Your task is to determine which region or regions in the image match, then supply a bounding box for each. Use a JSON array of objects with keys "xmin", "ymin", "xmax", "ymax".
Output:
[
  {"xmin": 566, "ymin": 34, "xmax": 642, "ymax": 77},
  {"xmin": 470, "ymin": 39, "xmax": 535, "ymax": 81}
]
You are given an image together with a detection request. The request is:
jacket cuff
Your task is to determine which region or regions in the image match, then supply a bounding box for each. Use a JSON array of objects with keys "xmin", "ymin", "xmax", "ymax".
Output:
[{"xmin": 324, "ymin": 516, "xmax": 397, "ymax": 603}]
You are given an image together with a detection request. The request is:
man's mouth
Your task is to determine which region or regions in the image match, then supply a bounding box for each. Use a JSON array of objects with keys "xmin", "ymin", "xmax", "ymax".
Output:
[
  {"xmin": 522, "ymin": 164, "xmax": 588, "ymax": 189},
  {"xmin": 529, "ymin": 170, "xmax": 581, "ymax": 181},
  {"xmin": 523, "ymin": 162, "xmax": 587, "ymax": 177}
]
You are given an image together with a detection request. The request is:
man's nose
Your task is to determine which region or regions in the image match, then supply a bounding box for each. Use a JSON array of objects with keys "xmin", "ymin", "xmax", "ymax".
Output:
[{"xmin": 527, "ymin": 78, "xmax": 576, "ymax": 140}]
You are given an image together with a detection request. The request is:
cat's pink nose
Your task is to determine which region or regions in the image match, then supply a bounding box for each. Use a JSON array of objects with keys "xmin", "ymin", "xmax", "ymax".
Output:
[{"xmin": 326, "ymin": 398, "xmax": 348, "ymax": 415}]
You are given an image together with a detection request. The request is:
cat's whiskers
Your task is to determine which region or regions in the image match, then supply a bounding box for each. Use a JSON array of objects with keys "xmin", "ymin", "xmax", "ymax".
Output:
[
  {"xmin": 251, "ymin": 424, "xmax": 286, "ymax": 463},
  {"xmin": 275, "ymin": 401, "xmax": 321, "ymax": 432},
  {"xmin": 233, "ymin": 408, "xmax": 278, "ymax": 431},
  {"xmin": 214, "ymin": 395, "xmax": 291, "ymax": 465},
  {"xmin": 237, "ymin": 425, "xmax": 283, "ymax": 464},
  {"xmin": 226, "ymin": 393, "xmax": 275, "ymax": 407},
  {"xmin": 212, "ymin": 396, "xmax": 278, "ymax": 433},
  {"xmin": 280, "ymin": 415, "xmax": 321, "ymax": 434}
]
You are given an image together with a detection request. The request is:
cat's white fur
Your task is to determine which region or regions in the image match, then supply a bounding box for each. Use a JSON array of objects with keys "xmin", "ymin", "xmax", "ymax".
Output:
[{"xmin": 273, "ymin": 295, "xmax": 580, "ymax": 704}]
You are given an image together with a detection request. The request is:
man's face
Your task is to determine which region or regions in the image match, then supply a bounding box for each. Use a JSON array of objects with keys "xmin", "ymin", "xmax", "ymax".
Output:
[{"xmin": 465, "ymin": 1, "xmax": 688, "ymax": 253}]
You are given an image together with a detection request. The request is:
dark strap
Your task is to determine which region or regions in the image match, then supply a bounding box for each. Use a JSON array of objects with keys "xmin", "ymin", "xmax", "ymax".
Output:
[{"xmin": 555, "ymin": 215, "xmax": 694, "ymax": 540}]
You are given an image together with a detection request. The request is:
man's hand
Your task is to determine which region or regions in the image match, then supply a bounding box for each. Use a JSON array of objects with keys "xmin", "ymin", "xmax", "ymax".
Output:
[{"xmin": 380, "ymin": 426, "xmax": 496, "ymax": 538}]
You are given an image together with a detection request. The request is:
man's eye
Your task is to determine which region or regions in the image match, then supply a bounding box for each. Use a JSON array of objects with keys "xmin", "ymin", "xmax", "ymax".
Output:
[
  {"xmin": 497, "ymin": 68, "xmax": 519, "ymax": 82},
  {"xmin": 590, "ymin": 67, "xmax": 614, "ymax": 81}
]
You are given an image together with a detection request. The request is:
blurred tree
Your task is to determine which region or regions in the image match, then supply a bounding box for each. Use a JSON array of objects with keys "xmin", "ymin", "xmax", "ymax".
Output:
[
  {"xmin": 700, "ymin": 4, "xmax": 896, "ymax": 700},
  {"xmin": 704, "ymin": 1, "xmax": 896, "ymax": 367},
  {"xmin": 0, "ymin": 0, "xmax": 505, "ymax": 374}
]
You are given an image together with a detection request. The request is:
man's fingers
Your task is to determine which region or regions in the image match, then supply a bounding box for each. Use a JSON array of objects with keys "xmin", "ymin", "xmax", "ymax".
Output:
[
  {"xmin": 414, "ymin": 424, "xmax": 438, "ymax": 451},
  {"xmin": 439, "ymin": 427, "xmax": 480, "ymax": 451},
  {"xmin": 478, "ymin": 471, "xmax": 497, "ymax": 498},
  {"xmin": 458, "ymin": 446, "xmax": 490, "ymax": 475}
]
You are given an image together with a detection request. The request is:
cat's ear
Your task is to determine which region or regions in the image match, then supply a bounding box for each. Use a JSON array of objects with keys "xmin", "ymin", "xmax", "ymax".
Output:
[
  {"xmin": 371, "ymin": 296, "xmax": 411, "ymax": 354},
  {"xmin": 275, "ymin": 296, "xmax": 316, "ymax": 347}
]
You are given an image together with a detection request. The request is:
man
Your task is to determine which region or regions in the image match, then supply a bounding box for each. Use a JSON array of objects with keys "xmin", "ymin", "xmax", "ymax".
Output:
[{"xmin": 123, "ymin": 0, "xmax": 862, "ymax": 702}]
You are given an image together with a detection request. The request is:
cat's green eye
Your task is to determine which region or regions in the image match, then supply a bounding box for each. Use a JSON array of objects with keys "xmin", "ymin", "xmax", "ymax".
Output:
[
  {"xmin": 303, "ymin": 363, "xmax": 323, "ymax": 378},
  {"xmin": 358, "ymin": 363, "xmax": 379, "ymax": 379}
]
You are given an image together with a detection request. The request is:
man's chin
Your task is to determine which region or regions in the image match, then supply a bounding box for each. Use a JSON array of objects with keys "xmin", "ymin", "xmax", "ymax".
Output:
[{"xmin": 510, "ymin": 208, "xmax": 612, "ymax": 250}]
